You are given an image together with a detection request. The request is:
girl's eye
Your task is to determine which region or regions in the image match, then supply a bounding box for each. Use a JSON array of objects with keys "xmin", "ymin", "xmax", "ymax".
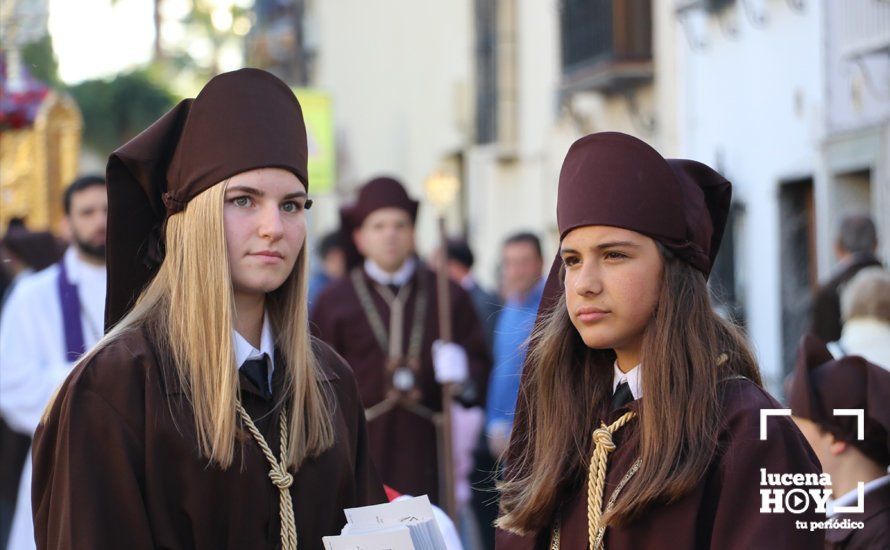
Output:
[
  {"xmin": 232, "ymin": 196, "xmax": 252, "ymax": 208},
  {"xmin": 562, "ymin": 256, "xmax": 579, "ymax": 267},
  {"xmin": 281, "ymin": 201, "xmax": 304, "ymax": 213},
  {"xmin": 604, "ymin": 251, "xmax": 627, "ymax": 260}
]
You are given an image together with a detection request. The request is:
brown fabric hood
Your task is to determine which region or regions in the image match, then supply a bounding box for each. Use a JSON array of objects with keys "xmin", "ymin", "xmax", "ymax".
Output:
[
  {"xmin": 789, "ymin": 334, "xmax": 890, "ymax": 468},
  {"xmin": 104, "ymin": 68, "xmax": 309, "ymax": 329},
  {"xmin": 557, "ymin": 132, "xmax": 731, "ymax": 276}
]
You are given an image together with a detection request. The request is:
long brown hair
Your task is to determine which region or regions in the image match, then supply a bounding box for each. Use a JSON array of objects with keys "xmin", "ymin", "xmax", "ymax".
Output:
[
  {"xmin": 61, "ymin": 182, "xmax": 334, "ymax": 469},
  {"xmin": 497, "ymin": 247, "xmax": 761, "ymax": 533}
]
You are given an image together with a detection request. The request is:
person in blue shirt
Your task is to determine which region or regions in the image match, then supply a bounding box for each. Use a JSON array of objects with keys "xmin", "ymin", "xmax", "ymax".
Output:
[
  {"xmin": 307, "ymin": 230, "xmax": 345, "ymax": 306},
  {"xmin": 486, "ymin": 232, "xmax": 545, "ymax": 458}
]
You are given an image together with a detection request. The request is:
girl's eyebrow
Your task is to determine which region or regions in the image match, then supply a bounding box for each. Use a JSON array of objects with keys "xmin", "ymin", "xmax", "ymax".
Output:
[
  {"xmin": 560, "ymin": 241, "xmax": 639, "ymax": 255},
  {"xmin": 226, "ymin": 185, "xmax": 263, "ymax": 196},
  {"xmin": 596, "ymin": 241, "xmax": 639, "ymax": 250},
  {"xmin": 225, "ymin": 185, "xmax": 307, "ymax": 200}
]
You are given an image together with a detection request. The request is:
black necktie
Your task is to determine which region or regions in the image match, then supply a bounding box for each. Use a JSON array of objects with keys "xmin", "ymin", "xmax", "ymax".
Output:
[
  {"xmin": 611, "ymin": 381, "xmax": 633, "ymax": 412},
  {"xmin": 387, "ymin": 283, "xmax": 401, "ymax": 295},
  {"xmin": 241, "ymin": 355, "xmax": 271, "ymax": 400}
]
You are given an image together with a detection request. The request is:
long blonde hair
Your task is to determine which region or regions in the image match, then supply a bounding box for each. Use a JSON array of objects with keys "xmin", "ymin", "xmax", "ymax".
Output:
[{"xmin": 77, "ymin": 182, "xmax": 334, "ymax": 469}]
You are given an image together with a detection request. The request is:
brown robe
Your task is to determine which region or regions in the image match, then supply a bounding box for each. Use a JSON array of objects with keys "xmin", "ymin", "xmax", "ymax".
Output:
[
  {"xmin": 496, "ymin": 378, "xmax": 824, "ymax": 549},
  {"xmin": 31, "ymin": 328, "xmax": 386, "ymax": 550},
  {"xmin": 310, "ymin": 264, "xmax": 492, "ymax": 503},
  {"xmin": 825, "ymin": 481, "xmax": 890, "ymax": 550}
]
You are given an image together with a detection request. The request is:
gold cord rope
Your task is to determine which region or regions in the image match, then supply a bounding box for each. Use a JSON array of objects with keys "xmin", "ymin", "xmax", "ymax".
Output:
[
  {"xmin": 586, "ymin": 411, "xmax": 635, "ymax": 549},
  {"xmin": 236, "ymin": 403, "xmax": 297, "ymax": 550}
]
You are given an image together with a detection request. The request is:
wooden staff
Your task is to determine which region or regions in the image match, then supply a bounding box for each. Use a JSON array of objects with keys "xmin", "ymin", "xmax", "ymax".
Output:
[
  {"xmin": 435, "ymin": 214, "xmax": 458, "ymax": 523},
  {"xmin": 425, "ymin": 170, "xmax": 460, "ymax": 523}
]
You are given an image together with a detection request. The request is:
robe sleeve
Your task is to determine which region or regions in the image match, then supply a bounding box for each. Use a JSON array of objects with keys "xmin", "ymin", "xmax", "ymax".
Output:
[
  {"xmin": 708, "ymin": 382, "xmax": 824, "ymax": 550},
  {"xmin": 31, "ymin": 373, "xmax": 154, "ymax": 550},
  {"xmin": 450, "ymin": 283, "xmax": 493, "ymax": 407},
  {"xmin": 0, "ymin": 280, "xmax": 73, "ymax": 434}
]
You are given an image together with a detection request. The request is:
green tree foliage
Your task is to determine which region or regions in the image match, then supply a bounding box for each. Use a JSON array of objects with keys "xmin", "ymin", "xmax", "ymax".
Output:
[
  {"xmin": 21, "ymin": 34, "xmax": 60, "ymax": 87},
  {"xmin": 67, "ymin": 70, "xmax": 177, "ymax": 156}
]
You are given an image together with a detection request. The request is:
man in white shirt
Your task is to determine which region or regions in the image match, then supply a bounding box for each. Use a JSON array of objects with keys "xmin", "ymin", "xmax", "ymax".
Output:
[
  {"xmin": 0, "ymin": 175, "xmax": 107, "ymax": 550},
  {"xmin": 0, "ymin": 221, "xmax": 64, "ymax": 548}
]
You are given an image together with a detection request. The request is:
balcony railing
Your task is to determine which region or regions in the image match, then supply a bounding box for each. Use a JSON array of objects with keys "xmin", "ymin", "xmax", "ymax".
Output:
[{"xmin": 560, "ymin": 0, "xmax": 653, "ymax": 93}]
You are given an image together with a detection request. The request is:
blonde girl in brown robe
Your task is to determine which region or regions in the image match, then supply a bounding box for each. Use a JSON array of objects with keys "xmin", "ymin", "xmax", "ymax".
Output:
[
  {"xmin": 31, "ymin": 69, "xmax": 385, "ymax": 550},
  {"xmin": 495, "ymin": 132, "xmax": 823, "ymax": 549}
]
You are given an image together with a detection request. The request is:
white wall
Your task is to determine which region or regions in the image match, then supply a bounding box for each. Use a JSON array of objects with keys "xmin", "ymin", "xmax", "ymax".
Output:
[
  {"xmin": 310, "ymin": 0, "xmax": 473, "ymax": 252},
  {"xmin": 464, "ymin": 0, "xmax": 562, "ymax": 288},
  {"xmin": 675, "ymin": 0, "xmax": 823, "ymax": 391},
  {"xmin": 817, "ymin": 0, "xmax": 890, "ymax": 274}
]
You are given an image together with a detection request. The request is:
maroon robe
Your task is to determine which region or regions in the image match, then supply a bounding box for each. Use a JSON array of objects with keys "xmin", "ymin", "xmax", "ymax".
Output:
[
  {"xmin": 825, "ymin": 481, "xmax": 890, "ymax": 550},
  {"xmin": 496, "ymin": 378, "xmax": 824, "ymax": 549},
  {"xmin": 31, "ymin": 328, "xmax": 386, "ymax": 549},
  {"xmin": 310, "ymin": 264, "xmax": 491, "ymax": 503}
]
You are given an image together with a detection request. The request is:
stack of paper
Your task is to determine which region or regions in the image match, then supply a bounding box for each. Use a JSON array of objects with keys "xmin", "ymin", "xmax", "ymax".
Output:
[{"xmin": 322, "ymin": 495, "xmax": 448, "ymax": 550}]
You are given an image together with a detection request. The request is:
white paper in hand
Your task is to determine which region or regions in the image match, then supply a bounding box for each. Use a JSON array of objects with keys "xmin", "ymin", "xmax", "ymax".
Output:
[
  {"xmin": 322, "ymin": 526, "xmax": 414, "ymax": 550},
  {"xmin": 344, "ymin": 494, "xmax": 435, "ymax": 527},
  {"xmin": 325, "ymin": 495, "xmax": 448, "ymax": 550}
]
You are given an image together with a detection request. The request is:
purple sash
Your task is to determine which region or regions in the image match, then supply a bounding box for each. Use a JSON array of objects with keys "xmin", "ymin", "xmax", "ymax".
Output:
[{"xmin": 57, "ymin": 260, "xmax": 86, "ymax": 361}]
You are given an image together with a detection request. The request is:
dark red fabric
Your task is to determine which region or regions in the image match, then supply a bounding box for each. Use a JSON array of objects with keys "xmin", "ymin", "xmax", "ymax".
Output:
[
  {"xmin": 104, "ymin": 68, "xmax": 310, "ymax": 329},
  {"xmin": 31, "ymin": 329, "xmax": 386, "ymax": 549},
  {"xmin": 825, "ymin": 480, "xmax": 890, "ymax": 549},
  {"xmin": 556, "ymin": 132, "xmax": 731, "ymax": 276},
  {"xmin": 788, "ymin": 334, "xmax": 890, "ymax": 467},
  {"xmin": 310, "ymin": 265, "xmax": 491, "ymax": 504},
  {"xmin": 496, "ymin": 380, "xmax": 825, "ymax": 550}
]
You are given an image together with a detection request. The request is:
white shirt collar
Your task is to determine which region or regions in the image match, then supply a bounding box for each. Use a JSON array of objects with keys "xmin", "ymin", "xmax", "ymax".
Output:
[
  {"xmin": 827, "ymin": 474, "xmax": 890, "ymax": 517},
  {"xmin": 62, "ymin": 246, "xmax": 106, "ymax": 285},
  {"xmin": 233, "ymin": 311, "xmax": 276, "ymax": 384},
  {"xmin": 364, "ymin": 256, "xmax": 417, "ymax": 287},
  {"xmin": 613, "ymin": 362, "xmax": 642, "ymax": 400}
]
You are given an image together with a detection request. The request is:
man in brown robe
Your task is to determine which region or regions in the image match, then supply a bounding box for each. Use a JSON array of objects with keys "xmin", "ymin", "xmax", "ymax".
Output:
[
  {"xmin": 311, "ymin": 176, "xmax": 492, "ymax": 504},
  {"xmin": 790, "ymin": 335, "xmax": 890, "ymax": 550}
]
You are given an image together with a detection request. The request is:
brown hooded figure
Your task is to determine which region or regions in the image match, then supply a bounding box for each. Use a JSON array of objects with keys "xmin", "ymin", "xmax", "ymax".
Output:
[
  {"xmin": 310, "ymin": 176, "xmax": 491, "ymax": 504},
  {"xmin": 789, "ymin": 334, "xmax": 890, "ymax": 550},
  {"xmin": 495, "ymin": 132, "xmax": 822, "ymax": 549},
  {"xmin": 31, "ymin": 69, "xmax": 386, "ymax": 550}
]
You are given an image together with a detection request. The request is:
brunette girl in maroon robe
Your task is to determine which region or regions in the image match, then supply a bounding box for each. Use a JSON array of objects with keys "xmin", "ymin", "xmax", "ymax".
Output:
[
  {"xmin": 495, "ymin": 132, "xmax": 823, "ymax": 549},
  {"xmin": 31, "ymin": 69, "xmax": 385, "ymax": 550}
]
